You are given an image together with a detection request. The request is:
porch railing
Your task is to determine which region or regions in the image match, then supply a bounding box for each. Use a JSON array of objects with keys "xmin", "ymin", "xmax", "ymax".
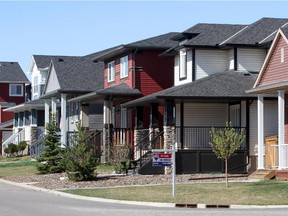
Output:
[
  {"xmin": 113, "ymin": 128, "xmax": 133, "ymax": 146},
  {"xmin": 175, "ymin": 126, "xmax": 247, "ymax": 149},
  {"xmin": 30, "ymin": 134, "xmax": 45, "ymax": 158}
]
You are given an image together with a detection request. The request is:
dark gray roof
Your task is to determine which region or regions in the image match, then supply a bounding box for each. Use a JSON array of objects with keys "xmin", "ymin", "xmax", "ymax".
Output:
[
  {"xmin": 33, "ymin": 55, "xmax": 81, "ymax": 69},
  {"xmin": 94, "ymin": 32, "xmax": 179, "ymax": 61},
  {"xmin": 281, "ymin": 26, "xmax": 288, "ymax": 38},
  {"xmin": 181, "ymin": 23, "xmax": 246, "ymax": 47},
  {"xmin": 84, "ymin": 46, "xmax": 124, "ymax": 60},
  {"xmin": 227, "ymin": 17, "xmax": 288, "ymax": 45},
  {"xmin": 0, "ymin": 62, "xmax": 29, "ymax": 83},
  {"xmin": 49, "ymin": 57, "xmax": 104, "ymax": 93},
  {"xmin": 3, "ymin": 98, "xmax": 47, "ymax": 112},
  {"xmin": 97, "ymin": 83, "xmax": 142, "ymax": 97},
  {"xmin": 122, "ymin": 71, "xmax": 258, "ymax": 107}
]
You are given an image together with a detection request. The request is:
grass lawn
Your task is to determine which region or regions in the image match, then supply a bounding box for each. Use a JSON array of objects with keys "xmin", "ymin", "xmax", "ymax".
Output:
[
  {"xmin": 0, "ymin": 156, "xmax": 37, "ymax": 177},
  {"xmin": 62, "ymin": 180, "xmax": 288, "ymax": 205}
]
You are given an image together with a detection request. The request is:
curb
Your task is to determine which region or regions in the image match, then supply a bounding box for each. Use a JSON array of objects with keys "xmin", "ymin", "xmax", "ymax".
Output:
[{"xmin": 1, "ymin": 179, "xmax": 288, "ymax": 209}]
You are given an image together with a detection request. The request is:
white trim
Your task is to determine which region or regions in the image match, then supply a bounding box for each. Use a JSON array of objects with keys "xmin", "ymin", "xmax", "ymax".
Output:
[
  {"xmin": 120, "ymin": 56, "xmax": 129, "ymax": 78},
  {"xmin": 278, "ymin": 90, "xmax": 285, "ymax": 169},
  {"xmin": 9, "ymin": 84, "xmax": 23, "ymax": 97},
  {"xmin": 219, "ymin": 25, "xmax": 248, "ymax": 46},
  {"xmin": 60, "ymin": 94, "xmax": 67, "ymax": 147},
  {"xmin": 108, "ymin": 61, "xmax": 115, "ymax": 82},
  {"xmin": 257, "ymin": 94, "xmax": 264, "ymax": 170}
]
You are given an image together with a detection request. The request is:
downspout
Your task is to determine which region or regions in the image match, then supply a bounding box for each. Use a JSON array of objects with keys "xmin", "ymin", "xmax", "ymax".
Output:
[{"xmin": 132, "ymin": 48, "xmax": 138, "ymax": 89}]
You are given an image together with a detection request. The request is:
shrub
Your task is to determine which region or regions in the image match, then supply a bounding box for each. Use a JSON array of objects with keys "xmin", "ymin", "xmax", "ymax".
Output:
[
  {"xmin": 62, "ymin": 123, "xmax": 98, "ymax": 181},
  {"xmin": 17, "ymin": 141, "xmax": 28, "ymax": 156},
  {"xmin": 7, "ymin": 143, "xmax": 18, "ymax": 156}
]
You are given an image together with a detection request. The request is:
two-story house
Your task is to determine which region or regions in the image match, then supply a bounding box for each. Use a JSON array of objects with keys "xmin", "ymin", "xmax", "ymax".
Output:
[
  {"xmin": 70, "ymin": 32, "xmax": 179, "ymax": 163},
  {"xmin": 123, "ymin": 17, "xmax": 288, "ymax": 174},
  {"xmin": 0, "ymin": 61, "xmax": 30, "ymax": 154},
  {"xmin": 247, "ymin": 27, "xmax": 288, "ymax": 179}
]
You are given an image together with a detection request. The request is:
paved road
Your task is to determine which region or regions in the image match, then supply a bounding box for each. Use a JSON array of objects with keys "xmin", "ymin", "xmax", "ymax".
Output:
[{"xmin": 0, "ymin": 180, "xmax": 287, "ymax": 216}]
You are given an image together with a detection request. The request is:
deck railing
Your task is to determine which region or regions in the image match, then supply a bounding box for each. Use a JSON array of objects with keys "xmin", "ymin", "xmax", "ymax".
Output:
[
  {"xmin": 113, "ymin": 128, "xmax": 133, "ymax": 146},
  {"xmin": 175, "ymin": 126, "xmax": 247, "ymax": 149}
]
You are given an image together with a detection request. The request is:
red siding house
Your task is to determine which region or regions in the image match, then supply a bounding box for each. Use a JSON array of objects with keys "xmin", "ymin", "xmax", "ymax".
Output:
[
  {"xmin": 247, "ymin": 27, "xmax": 288, "ymax": 178},
  {"xmin": 0, "ymin": 62, "xmax": 30, "ymax": 151},
  {"xmin": 72, "ymin": 32, "xmax": 179, "ymax": 163}
]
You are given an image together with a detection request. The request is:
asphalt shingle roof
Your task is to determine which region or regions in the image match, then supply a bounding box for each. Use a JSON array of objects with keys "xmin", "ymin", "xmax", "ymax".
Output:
[
  {"xmin": 33, "ymin": 55, "xmax": 81, "ymax": 69},
  {"xmin": 93, "ymin": 32, "xmax": 179, "ymax": 61},
  {"xmin": 96, "ymin": 83, "xmax": 142, "ymax": 96},
  {"xmin": 122, "ymin": 71, "xmax": 258, "ymax": 107},
  {"xmin": 0, "ymin": 62, "xmax": 29, "ymax": 83},
  {"xmin": 181, "ymin": 23, "xmax": 246, "ymax": 46},
  {"xmin": 227, "ymin": 17, "xmax": 288, "ymax": 45},
  {"xmin": 50, "ymin": 57, "xmax": 104, "ymax": 93}
]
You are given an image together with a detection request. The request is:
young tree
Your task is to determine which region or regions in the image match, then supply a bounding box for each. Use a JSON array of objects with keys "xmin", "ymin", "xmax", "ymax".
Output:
[
  {"xmin": 61, "ymin": 123, "xmax": 98, "ymax": 181},
  {"xmin": 209, "ymin": 122, "xmax": 245, "ymax": 187},
  {"xmin": 37, "ymin": 115, "xmax": 64, "ymax": 174}
]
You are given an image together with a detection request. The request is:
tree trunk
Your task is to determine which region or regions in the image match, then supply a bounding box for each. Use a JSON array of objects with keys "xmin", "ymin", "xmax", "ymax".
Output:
[{"xmin": 225, "ymin": 158, "xmax": 229, "ymax": 187}]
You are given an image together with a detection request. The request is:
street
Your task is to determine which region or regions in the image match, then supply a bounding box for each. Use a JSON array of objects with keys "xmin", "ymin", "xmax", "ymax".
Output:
[{"xmin": 0, "ymin": 180, "xmax": 287, "ymax": 216}]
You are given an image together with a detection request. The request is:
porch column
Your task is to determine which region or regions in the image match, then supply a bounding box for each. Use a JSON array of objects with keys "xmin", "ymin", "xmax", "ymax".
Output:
[
  {"xmin": 51, "ymin": 97, "xmax": 57, "ymax": 116},
  {"xmin": 80, "ymin": 104, "xmax": 89, "ymax": 129},
  {"xmin": 278, "ymin": 90, "xmax": 285, "ymax": 169},
  {"xmin": 257, "ymin": 94, "xmax": 264, "ymax": 170},
  {"xmin": 60, "ymin": 94, "xmax": 67, "ymax": 147},
  {"xmin": 102, "ymin": 99, "xmax": 113, "ymax": 163},
  {"xmin": 135, "ymin": 106, "xmax": 144, "ymax": 129},
  {"xmin": 44, "ymin": 100, "xmax": 50, "ymax": 134},
  {"xmin": 134, "ymin": 106, "xmax": 144, "ymax": 160},
  {"xmin": 164, "ymin": 100, "xmax": 175, "ymax": 150},
  {"xmin": 150, "ymin": 103, "xmax": 159, "ymax": 128}
]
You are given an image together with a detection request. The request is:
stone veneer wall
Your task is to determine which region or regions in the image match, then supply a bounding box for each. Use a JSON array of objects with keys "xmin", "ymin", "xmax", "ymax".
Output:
[
  {"xmin": 101, "ymin": 124, "xmax": 113, "ymax": 164},
  {"xmin": 164, "ymin": 125, "xmax": 175, "ymax": 174}
]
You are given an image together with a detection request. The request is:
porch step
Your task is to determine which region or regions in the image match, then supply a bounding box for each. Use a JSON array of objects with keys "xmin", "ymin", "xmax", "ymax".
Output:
[{"xmin": 249, "ymin": 169, "xmax": 276, "ymax": 180}]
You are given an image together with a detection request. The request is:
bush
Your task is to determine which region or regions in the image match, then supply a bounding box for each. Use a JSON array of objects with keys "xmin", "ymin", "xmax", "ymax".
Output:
[
  {"xmin": 7, "ymin": 143, "xmax": 18, "ymax": 156},
  {"xmin": 17, "ymin": 141, "xmax": 27, "ymax": 156},
  {"xmin": 62, "ymin": 123, "xmax": 99, "ymax": 181}
]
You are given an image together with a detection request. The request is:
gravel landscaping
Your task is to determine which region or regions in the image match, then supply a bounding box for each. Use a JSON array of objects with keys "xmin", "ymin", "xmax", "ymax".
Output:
[{"xmin": 2, "ymin": 172, "xmax": 250, "ymax": 190}]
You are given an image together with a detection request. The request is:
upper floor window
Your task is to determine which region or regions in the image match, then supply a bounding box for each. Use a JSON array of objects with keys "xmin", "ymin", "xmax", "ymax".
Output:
[
  {"xmin": 9, "ymin": 84, "xmax": 23, "ymax": 96},
  {"xmin": 33, "ymin": 76, "xmax": 39, "ymax": 95},
  {"xmin": 179, "ymin": 49, "xmax": 187, "ymax": 79},
  {"xmin": 120, "ymin": 56, "xmax": 129, "ymax": 78},
  {"xmin": 108, "ymin": 61, "xmax": 115, "ymax": 82}
]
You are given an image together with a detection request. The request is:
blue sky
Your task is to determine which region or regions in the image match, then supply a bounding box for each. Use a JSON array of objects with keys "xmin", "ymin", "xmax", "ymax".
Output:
[{"xmin": 1, "ymin": 1, "xmax": 288, "ymax": 80}]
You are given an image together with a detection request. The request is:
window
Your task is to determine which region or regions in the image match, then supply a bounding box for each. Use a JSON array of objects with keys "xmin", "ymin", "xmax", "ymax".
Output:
[
  {"xmin": 9, "ymin": 84, "xmax": 23, "ymax": 96},
  {"xmin": 179, "ymin": 49, "xmax": 187, "ymax": 79},
  {"xmin": 33, "ymin": 76, "xmax": 39, "ymax": 97},
  {"xmin": 120, "ymin": 56, "xmax": 129, "ymax": 78},
  {"xmin": 281, "ymin": 48, "xmax": 285, "ymax": 63},
  {"xmin": 108, "ymin": 61, "xmax": 115, "ymax": 82}
]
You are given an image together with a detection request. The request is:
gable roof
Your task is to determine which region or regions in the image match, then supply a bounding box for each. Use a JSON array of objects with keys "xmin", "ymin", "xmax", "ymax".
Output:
[
  {"xmin": 0, "ymin": 62, "xmax": 30, "ymax": 83},
  {"xmin": 122, "ymin": 71, "xmax": 258, "ymax": 107},
  {"xmin": 32, "ymin": 55, "xmax": 81, "ymax": 69},
  {"xmin": 3, "ymin": 98, "xmax": 47, "ymax": 112},
  {"xmin": 247, "ymin": 27, "xmax": 288, "ymax": 94},
  {"xmin": 42, "ymin": 57, "xmax": 104, "ymax": 98},
  {"xmin": 226, "ymin": 17, "xmax": 288, "ymax": 46},
  {"xmin": 93, "ymin": 32, "xmax": 179, "ymax": 61}
]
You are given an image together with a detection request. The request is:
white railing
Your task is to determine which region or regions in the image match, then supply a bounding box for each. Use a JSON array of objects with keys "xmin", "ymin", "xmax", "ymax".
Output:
[
  {"xmin": 280, "ymin": 144, "xmax": 288, "ymax": 169},
  {"xmin": 2, "ymin": 129, "xmax": 25, "ymax": 155}
]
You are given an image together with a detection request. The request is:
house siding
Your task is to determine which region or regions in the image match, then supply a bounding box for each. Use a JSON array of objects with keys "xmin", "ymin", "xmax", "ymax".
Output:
[
  {"xmin": 45, "ymin": 65, "xmax": 60, "ymax": 94},
  {"xmin": 135, "ymin": 50, "xmax": 174, "ymax": 96},
  {"xmin": 258, "ymin": 36, "xmax": 288, "ymax": 86},
  {"xmin": 238, "ymin": 48, "xmax": 267, "ymax": 73},
  {"xmin": 104, "ymin": 54, "xmax": 133, "ymax": 89},
  {"xmin": 0, "ymin": 83, "xmax": 25, "ymax": 104},
  {"xmin": 249, "ymin": 100, "xmax": 278, "ymax": 156},
  {"xmin": 195, "ymin": 50, "xmax": 228, "ymax": 80}
]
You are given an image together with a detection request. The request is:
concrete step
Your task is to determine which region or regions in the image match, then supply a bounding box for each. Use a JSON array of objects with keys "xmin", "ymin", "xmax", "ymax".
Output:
[{"xmin": 249, "ymin": 169, "xmax": 276, "ymax": 180}]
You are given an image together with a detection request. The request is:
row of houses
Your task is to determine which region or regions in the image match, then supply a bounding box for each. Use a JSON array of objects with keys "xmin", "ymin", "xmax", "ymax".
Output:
[{"xmin": 1, "ymin": 17, "xmax": 288, "ymax": 176}]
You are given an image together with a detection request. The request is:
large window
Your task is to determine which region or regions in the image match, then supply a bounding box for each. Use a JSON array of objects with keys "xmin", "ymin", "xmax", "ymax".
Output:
[
  {"xmin": 179, "ymin": 49, "xmax": 187, "ymax": 79},
  {"xmin": 120, "ymin": 56, "xmax": 129, "ymax": 78},
  {"xmin": 108, "ymin": 61, "xmax": 115, "ymax": 82},
  {"xmin": 9, "ymin": 84, "xmax": 23, "ymax": 96}
]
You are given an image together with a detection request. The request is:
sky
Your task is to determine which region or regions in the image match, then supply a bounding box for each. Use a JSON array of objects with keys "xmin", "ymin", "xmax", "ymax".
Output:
[{"xmin": 1, "ymin": 1, "xmax": 288, "ymax": 81}]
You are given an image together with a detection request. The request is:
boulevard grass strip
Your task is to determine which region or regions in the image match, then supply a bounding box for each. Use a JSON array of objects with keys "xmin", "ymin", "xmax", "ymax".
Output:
[
  {"xmin": 62, "ymin": 180, "xmax": 288, "ymax": 205},
  {"xmin": 0, "ymin": 157, "xmax": 37, "ymax": 177}
]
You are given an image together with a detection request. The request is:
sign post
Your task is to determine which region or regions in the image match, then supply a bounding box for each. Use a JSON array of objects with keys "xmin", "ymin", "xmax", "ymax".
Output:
[{"xmin": 152, "ymin": 143, "xmax": 177, "ymax": 197}]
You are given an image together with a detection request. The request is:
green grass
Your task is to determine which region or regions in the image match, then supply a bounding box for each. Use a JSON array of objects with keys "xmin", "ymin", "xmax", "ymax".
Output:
[
  {"xmin": 0, "ymin": 156, "xmax": 37, "ymax": 177},
  {"xmin": 62, "ymin": 180, "xmax": 288, "ymax": 205},
  {"xmin": 97, "ymin": 164, "xmax": 114, "ymax": 173}
]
